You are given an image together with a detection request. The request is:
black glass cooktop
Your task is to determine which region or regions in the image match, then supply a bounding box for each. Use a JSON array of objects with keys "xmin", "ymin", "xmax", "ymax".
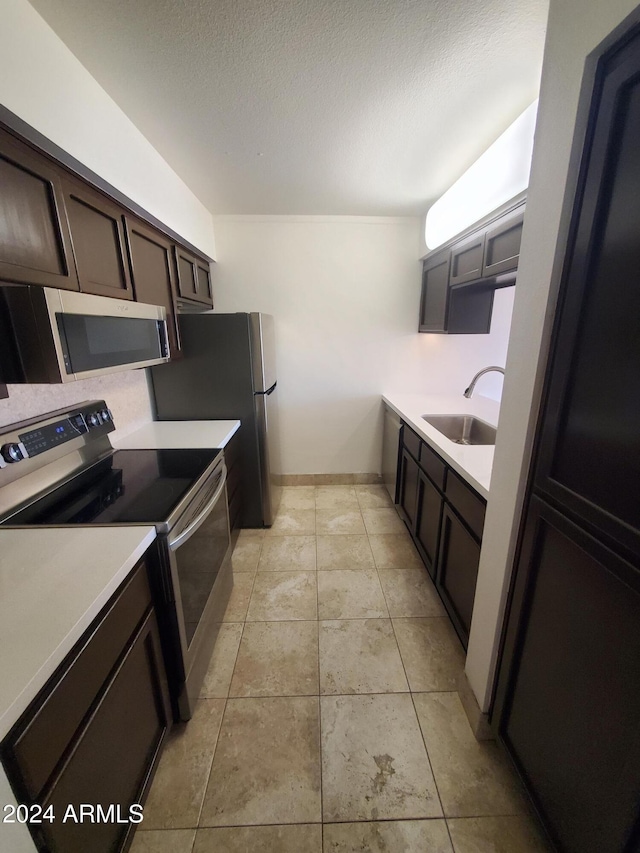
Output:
[{"xmin": 4, "ymin": 449, "xmax": 221, "ymax": 527}]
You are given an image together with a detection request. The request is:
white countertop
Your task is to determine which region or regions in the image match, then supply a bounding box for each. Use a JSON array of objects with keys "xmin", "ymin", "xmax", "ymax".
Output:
[
  {"xmin": 115, "ymin": 420, "xmax": 241, "ymax": 450},
  {"xmin": 0, "ymin": 526, "xmax": 156, "ymax": 741},
  {"xmin": 382, "ymin": 393, "xmax": 500, "ymax": 498}
]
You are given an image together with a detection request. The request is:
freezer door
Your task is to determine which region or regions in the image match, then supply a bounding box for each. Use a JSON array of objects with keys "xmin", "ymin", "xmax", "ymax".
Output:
[
  {"xmin": 254, "ymin": 382, "xmax": 282, "ymax": 525},
  {"xmin": 249, "ymin": 313, "xmax": 277, "ymax": 393}
]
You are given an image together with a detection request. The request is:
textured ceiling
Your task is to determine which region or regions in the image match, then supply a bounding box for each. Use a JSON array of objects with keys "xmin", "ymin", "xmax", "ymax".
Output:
[{"xmin": 28, "ymin": 0, "xmax": 548, "ymax": 215}]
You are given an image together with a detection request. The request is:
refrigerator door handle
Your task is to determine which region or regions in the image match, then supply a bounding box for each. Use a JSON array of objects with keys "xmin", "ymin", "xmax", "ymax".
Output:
[{"xmin": 255, "ymin": 381, "xmax": 277, "ymax": 396}]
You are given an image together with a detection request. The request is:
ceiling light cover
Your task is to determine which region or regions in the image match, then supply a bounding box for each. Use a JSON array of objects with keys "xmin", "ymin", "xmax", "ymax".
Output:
[{"xmin": 424, "ymin": 101, "xmax": 538, "ymax": 250}]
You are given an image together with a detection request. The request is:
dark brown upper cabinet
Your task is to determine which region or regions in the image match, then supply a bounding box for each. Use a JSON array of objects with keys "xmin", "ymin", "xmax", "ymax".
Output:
[
  {"xmin": 0, "ymin": 115, "xmax": 215, "ymax": 355},
  {"xmin": 175, "ymin": 246, "xmax": 213, "ymax": 307},
  {"xmin": 0, "ymin": 130, "xmax": 78, "ymax": 291},
  {"xmin": 419, "ymin": 250, "xmax": 450, "ymax": 332},
  {"xmin": 62, "ymin": 177, "xmax": 134, "ymax": 300},
  {"xmin": 449, "ymin": 231, "xmax": 485, "ymax": 285},
  {"xmin": 419, "ymin": 198, "xmax": 524, "ymax": 335},
  {"xmin": 483, "ymin": 205, "xmax": 525, "ymax": 278},
  {"xmin": 125, "ymin": 216, "xmax": 181, "ymax": 357}
]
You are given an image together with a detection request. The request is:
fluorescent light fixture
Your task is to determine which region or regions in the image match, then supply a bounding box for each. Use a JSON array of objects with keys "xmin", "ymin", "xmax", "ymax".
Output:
[{"xmin": 424, "ymin": 100, "xmax": 538, "ymax": 250}]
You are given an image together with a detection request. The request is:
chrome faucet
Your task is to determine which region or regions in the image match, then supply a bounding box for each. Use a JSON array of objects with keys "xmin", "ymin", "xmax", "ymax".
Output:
[{"xmin": 463, "ymin": 366, "xmax": 505, "ymax": 398}]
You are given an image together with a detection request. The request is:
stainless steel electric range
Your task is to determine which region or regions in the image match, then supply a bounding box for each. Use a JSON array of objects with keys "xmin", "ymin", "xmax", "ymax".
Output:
[{"xmin": 0, "ymin": 400, "xmax": 233, "ymax": 720}]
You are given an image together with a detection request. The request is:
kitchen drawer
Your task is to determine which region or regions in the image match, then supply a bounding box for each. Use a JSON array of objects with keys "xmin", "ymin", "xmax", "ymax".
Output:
[
  {"xmin": 402, "ymin": 425, "xmax": 421, "ymax": 461},
  {"xmin": 7, "ymin": 560, "xmax": 151, "ymax": 800},
  {"xmin": 445, "ymin": 469, "xmax": 486, "ymax": 540},
  {"xmin": 419, "ymin": 441, "xmax": 446, "ymax": 491}
]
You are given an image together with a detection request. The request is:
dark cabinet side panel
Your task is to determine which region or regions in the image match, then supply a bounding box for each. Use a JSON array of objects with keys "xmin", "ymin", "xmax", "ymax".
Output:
[{"xmin": 0, "ymin": 131, "xmax": 78, "ymax": 290}]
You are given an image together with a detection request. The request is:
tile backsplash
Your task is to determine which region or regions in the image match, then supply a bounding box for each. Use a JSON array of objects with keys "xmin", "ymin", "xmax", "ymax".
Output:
[{"xmin": 0, "ymin": 369, "xmax": 153, "ymax": 438}]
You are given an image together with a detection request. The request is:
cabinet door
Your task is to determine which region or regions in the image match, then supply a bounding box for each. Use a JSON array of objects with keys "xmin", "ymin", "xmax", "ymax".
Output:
[
  {"xmin": 0, "ymin": 131, "xmax": 78, "ymax": 290},
  {"xmin": 415, "ymin": 469, "xmax": 443, "ymax": 579},
  {"xmin": 449, "ymin": 231, "xmax": 485, "ymax": 285},
  {"xmin": 483, "ymin": 205, "xmax": 525, "ymax": 278},
  {"xmin": 125, "ymin": 217, "xmax": 181, "ymax": 357},
  {"xmin": 419, "ymin": 251, "xmax": 450, "ymax": 332},
  {"xmin": 63, "ymin": 177, "xmax": 134, "ymax": 299},
  {"xmin": 447, "ymin": 283, "xmax": 494, "ymax": 334},
  {"xmin": 39, "ymin": 609, "xmax": 171, "ymax": 853},
  {"xmin": 533, "ymin": 40, "xmax": 640, "ymax": 562},
  {"xmin": 175, "ymin": 246, "xmax": 213, "ymax": 306},
  {"xmin": 195, "ymin": 257, "xmax": 214, "ymax": 305},
  {"xmin": 224, "ymin": 429, "xmax": 243, "ymax": 535},
  {"xmin": 495, "ymin": 501, "xmax": 640, "ymax": 853},
  {"xmin": 398, "ymin": 448, "xmax": 420, "ymax": 531},
  {"xmin": 436, "ymin": 504, "xmax": 481, "ymax": 648}
]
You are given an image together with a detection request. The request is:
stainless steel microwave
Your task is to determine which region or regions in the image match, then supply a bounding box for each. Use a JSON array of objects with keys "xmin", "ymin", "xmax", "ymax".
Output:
[{"xmin": 0, "ymin": 285, "xmax": 170, "ymax": 384}]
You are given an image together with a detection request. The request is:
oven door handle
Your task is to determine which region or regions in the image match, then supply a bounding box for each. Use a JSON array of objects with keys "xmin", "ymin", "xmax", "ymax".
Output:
[{"xmin": 168, "ymin": 464, "xmax": 227, "ymax": 552}]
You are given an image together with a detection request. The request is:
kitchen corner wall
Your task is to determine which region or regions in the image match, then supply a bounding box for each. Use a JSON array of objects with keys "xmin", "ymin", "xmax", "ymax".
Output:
[{"xmin": 212, "ymin": 215, "xmax": 515, "ymax": 475}]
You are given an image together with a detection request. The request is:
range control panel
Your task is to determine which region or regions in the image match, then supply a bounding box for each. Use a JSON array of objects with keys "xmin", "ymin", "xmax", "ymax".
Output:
[{"xmin": 0, "ymin": 401, "xmax": 114, "ymax": 468}]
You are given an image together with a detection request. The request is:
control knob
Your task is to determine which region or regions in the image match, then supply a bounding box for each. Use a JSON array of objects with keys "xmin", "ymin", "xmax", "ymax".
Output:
[
  {"xmin": 1, "ymin": 443, "xmax": 26, "ymax": 463},
  {"xmin": 100, "ymin": 408, "xmax": 112, "ymax": 423},
  {"xmin": 87, "ymin": 412, "xmax": 102, "ymax": 429}
]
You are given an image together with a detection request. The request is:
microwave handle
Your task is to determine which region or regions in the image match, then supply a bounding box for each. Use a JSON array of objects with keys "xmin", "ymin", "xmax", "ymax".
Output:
[{"xmin": 168, "ymin": 464, "xmax": 227, "ymax": 551}]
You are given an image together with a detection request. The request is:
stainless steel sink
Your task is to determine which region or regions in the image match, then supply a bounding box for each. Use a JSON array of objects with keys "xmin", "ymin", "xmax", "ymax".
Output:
[{"xmin": 421, "ymin": 414, "xmax": 497, "ymax": 445}]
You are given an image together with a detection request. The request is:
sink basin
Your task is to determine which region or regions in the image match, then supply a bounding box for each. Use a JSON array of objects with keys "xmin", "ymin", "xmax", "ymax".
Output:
[{"xmin": 421, "ymin": 414, "xmax": 496, "ymax": 445}]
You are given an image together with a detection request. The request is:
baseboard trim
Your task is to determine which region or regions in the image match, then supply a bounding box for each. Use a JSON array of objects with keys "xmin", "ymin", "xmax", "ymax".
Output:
[
  {"xmin": 277, "ymin": 473, "xmax": 383, "ymax": 486},
  {"xmin": 457, "ymin": 671, "xmax": 494, "ymax": 741}
]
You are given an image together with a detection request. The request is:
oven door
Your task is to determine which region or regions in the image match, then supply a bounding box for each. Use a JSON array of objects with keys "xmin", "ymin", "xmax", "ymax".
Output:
[{"xmin": 166, "ymin": 460, "xmax": 232, "ymax": 719}]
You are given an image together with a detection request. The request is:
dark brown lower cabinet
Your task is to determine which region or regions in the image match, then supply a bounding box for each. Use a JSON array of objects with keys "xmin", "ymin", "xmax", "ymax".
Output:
[
  {"xmin": 42, "ymin": 611, "xmax": 167, "ymax": 853},
  {"xmin": 398, "ymin": 448, "xmax": 420, "ymax": 530},
  {"xmin": 496, "ymin": 501, "xmax": 640, "ymax": 853},
  {"xmin": 224, "ymin": 429, "xmax": 243, "ymax": 539},
  {"xmin": 435, "ymin": 504, "xmax": 482, "ymax": 643},
  {"xmin": 1, "ymin": 559, "xmax": 171, "ymax": 853},
  {"xmin": 414, "ymin": 469, "xmax": 443, "ymax": 579},
  {"xmin": 396, "ymin": 423, "xmax": 485, "ymax": 648}
]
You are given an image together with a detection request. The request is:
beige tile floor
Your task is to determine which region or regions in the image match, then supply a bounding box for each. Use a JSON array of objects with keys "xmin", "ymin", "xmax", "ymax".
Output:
[{"xmin": 131, "ymin": 485, "xmax": 552, "ymax": 853}]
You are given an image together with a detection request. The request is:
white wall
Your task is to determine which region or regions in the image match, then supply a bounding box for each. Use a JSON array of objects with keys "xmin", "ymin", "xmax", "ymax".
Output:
[
  {"xmin": 213, "ymin": 215, "xmax": 515, "ymax": 474},
  {"xmin": 0, "ymin": 766, "xmax": 37, "ymax": 852},
  {"xmin": 465, "ymin": 0, "xmax": 640, "ymax": 711},
  {"xmin": 0, "ymin": 0, "xmax": 216, "ymax": 259}
]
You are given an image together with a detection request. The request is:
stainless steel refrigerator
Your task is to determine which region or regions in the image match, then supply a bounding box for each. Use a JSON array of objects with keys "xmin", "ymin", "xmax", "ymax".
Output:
[{"xmin": 149, "ymin": 313, "xmax": 281, "ymax": 527}]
